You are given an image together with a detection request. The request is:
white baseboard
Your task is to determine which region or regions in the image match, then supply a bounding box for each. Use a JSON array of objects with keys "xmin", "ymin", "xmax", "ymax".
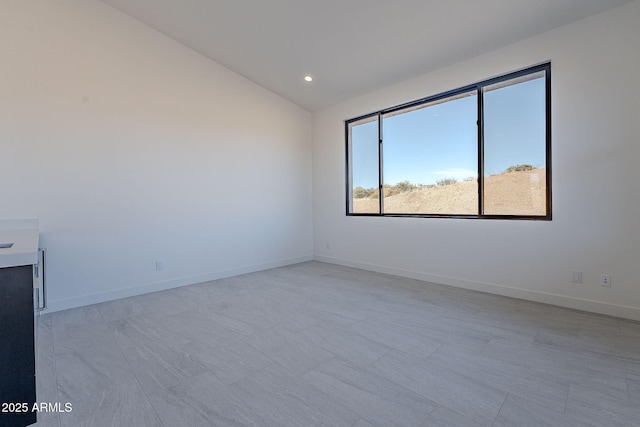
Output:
[
  {"xmin": 45, "ymin": 255, "xmax": 314, "ymax": 313},
  {"xmin": 314, "ymin": 255, "xmax": 640, "ymax": 322},
  {"xmin": 44, "ymin": 253, "xmax": 640, "ymax": 322}
]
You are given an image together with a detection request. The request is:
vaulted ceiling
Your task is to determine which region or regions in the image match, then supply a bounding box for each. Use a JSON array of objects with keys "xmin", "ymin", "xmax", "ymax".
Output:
[{"xmin": 99, "ymin": 0, "xmax": 633, "ymax": 111}]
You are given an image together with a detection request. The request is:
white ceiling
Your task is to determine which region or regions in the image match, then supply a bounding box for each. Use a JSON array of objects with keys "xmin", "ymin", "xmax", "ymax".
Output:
[{"xmin": 99, "ymin": 0, "xmax": 632, "ymax": 111}]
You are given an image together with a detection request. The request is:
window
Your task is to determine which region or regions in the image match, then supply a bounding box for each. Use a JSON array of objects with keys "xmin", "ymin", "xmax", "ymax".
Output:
[{"xmin": 346, "ymin": 63, "xmax": 551, "ymax": 219}]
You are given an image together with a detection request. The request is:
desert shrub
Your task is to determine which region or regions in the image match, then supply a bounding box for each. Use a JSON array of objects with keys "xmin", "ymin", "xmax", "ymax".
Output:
[
  {"xmin": 463, "ymin": 176, "xmax": 476, "ymax": 182},
  {"xmin": 504, "ymin": 164, "xmax": 534, "ymax": 173},
  {"xmin": 353, "ymin": 187, "xmax": 379, "ymax": 199},
  {"xmin": 384, "ymin": 180, "xmax": 419, "ymax": 197},
  {"xmin": 353, "ymin": 186, "xmax": 370, "ymax": 199},
  {"xmin": 394, "ymin": 180, "xmax": 413, "ymax": 193},
  {"xmin": 383, "ymin": 185, "xmax": 397, "ymax": 197},
  {"xmin": 437, "ymin": 178, "xmax": 457, "ymax": 186},
  {"xmin": 354, "ymin": 181, "xmax": 424, "ymax": 199}
]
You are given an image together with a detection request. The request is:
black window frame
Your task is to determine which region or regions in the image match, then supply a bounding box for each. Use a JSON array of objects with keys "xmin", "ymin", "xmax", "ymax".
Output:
[{"xmin": 345, "ymin": 62, "xmax": 552, "ymax": 220}]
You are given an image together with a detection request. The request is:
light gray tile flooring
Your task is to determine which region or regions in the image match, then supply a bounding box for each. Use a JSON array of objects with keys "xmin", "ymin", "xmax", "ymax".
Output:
[{"xmin": 34, "ymin": 261, "xmax": 640, "ymax": 426}]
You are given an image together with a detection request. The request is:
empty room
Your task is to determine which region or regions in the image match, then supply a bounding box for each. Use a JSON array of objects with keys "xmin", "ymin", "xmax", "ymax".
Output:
[{"xmin": 1, "ymin": 0, "xmax": 640, "ymax": 426}]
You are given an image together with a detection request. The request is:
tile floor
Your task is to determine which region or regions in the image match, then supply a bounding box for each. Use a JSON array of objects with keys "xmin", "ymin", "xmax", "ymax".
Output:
[{"xmin": 33, "ymin": 261, "xmax": 640, "ymax": 426}]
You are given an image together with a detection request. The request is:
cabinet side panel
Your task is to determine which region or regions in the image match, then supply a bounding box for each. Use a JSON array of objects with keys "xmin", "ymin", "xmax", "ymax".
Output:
[{"xmin": 0, "ymin": 265, "xmax": 37, "ymax": 426}]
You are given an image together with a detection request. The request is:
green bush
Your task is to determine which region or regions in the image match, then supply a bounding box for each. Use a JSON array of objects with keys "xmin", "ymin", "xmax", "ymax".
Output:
[
  {"xmin": 384, "ymin": 180, "xmax": 420, "ymax": 197},
  {"xmin": 354, "ymin": 180, "xmax": 433, "ymax": 199},
  {"xmin": 437, "ymin": 178, "xmax": 457, "ymax": 186},
  {"xmin": 353, "ymin": 186, "xmax": 378, "ymax": 199},
  {"xmin": 353, "ymin": 186, "xmax": 369, "ymax": 199},
  {"xmin": 394, "ymin": 180, "xmax": 413, "ymax": 193},
  {"xmin": 504, "ymin": 164, "xmax": 534, "ymax": 173}
]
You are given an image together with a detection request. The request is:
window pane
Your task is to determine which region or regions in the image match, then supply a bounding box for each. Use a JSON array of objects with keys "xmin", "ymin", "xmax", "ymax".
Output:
[
  {"xmin": 382, "ymin": 91, "xmax": 478, "ymax": 214},
  {"xmin": 483, "ymin": 72, "xmax": 547, "ymax": 215},
  {"xmin": 349, "ymin": 117, "xmax": 380, "ymax": 214}
]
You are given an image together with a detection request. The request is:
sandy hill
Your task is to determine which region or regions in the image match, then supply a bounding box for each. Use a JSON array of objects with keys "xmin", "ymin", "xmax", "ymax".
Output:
[{"xmin": 353, "ymin": 168, "xmax": 546, "ymax": 216}]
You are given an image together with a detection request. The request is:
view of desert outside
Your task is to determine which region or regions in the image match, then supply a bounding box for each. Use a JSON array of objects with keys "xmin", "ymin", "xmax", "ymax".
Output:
[
  {"xmin": 352, "ymin": 167, "xmax": 546, "ymax": 215},
  {"xmin": 348, "ymin": 70, "xmax": 547, "ymax": 217}
]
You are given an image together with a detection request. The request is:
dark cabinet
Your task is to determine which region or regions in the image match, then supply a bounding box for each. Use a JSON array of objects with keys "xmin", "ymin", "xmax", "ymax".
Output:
[{"xmin": 0, "ymin": 265, "xmax": 36, "ymax": 427}]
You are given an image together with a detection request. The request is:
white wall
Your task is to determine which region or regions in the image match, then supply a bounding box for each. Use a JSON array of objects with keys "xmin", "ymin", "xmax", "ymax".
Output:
[
  {"xmin": 0, "ymin": 0, "xmax": 313, "ymax": 311},
  {"xmin": 313, "ymin": 1, "xmax": 640, "ymax": 320}
]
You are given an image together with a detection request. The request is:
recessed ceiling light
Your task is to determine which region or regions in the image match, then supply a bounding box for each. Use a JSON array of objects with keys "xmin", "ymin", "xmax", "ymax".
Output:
[{"xmin": 304, "ymin": 75, "xmax": 313, "ymax": 82}]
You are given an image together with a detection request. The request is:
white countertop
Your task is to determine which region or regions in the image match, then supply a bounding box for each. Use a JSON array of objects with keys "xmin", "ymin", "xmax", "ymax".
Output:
[{"xmin": 0, "ymin": 219, "xmax": 40, "ymax": 269}]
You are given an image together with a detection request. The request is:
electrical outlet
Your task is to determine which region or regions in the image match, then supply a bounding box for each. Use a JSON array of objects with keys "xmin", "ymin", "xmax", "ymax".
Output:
[
  {"xmin": 571, "ymin": 271, "xmax": 582, "ymax": 284},
  {"xmin": 600, "ymin": 274, "xmax": 611, "ymax": 287},
  {"xmin": 155, "ymin": 260, "xmax": 164, "ymax": 271}
]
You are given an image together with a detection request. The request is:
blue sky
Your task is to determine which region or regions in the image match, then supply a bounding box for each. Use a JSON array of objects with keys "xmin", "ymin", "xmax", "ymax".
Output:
[{"xmin": 351, "ymin": 77, "xmax": 546, "ymax": 188}]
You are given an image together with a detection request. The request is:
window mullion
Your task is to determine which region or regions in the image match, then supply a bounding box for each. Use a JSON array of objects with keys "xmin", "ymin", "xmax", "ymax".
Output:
[
  {"xmin": 477, "ymin": 87, "xmax": 484, "ymax": 216},
  {"xmin": 378, "ymin": 113, "xmax": 384, "ymax": 215}
]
